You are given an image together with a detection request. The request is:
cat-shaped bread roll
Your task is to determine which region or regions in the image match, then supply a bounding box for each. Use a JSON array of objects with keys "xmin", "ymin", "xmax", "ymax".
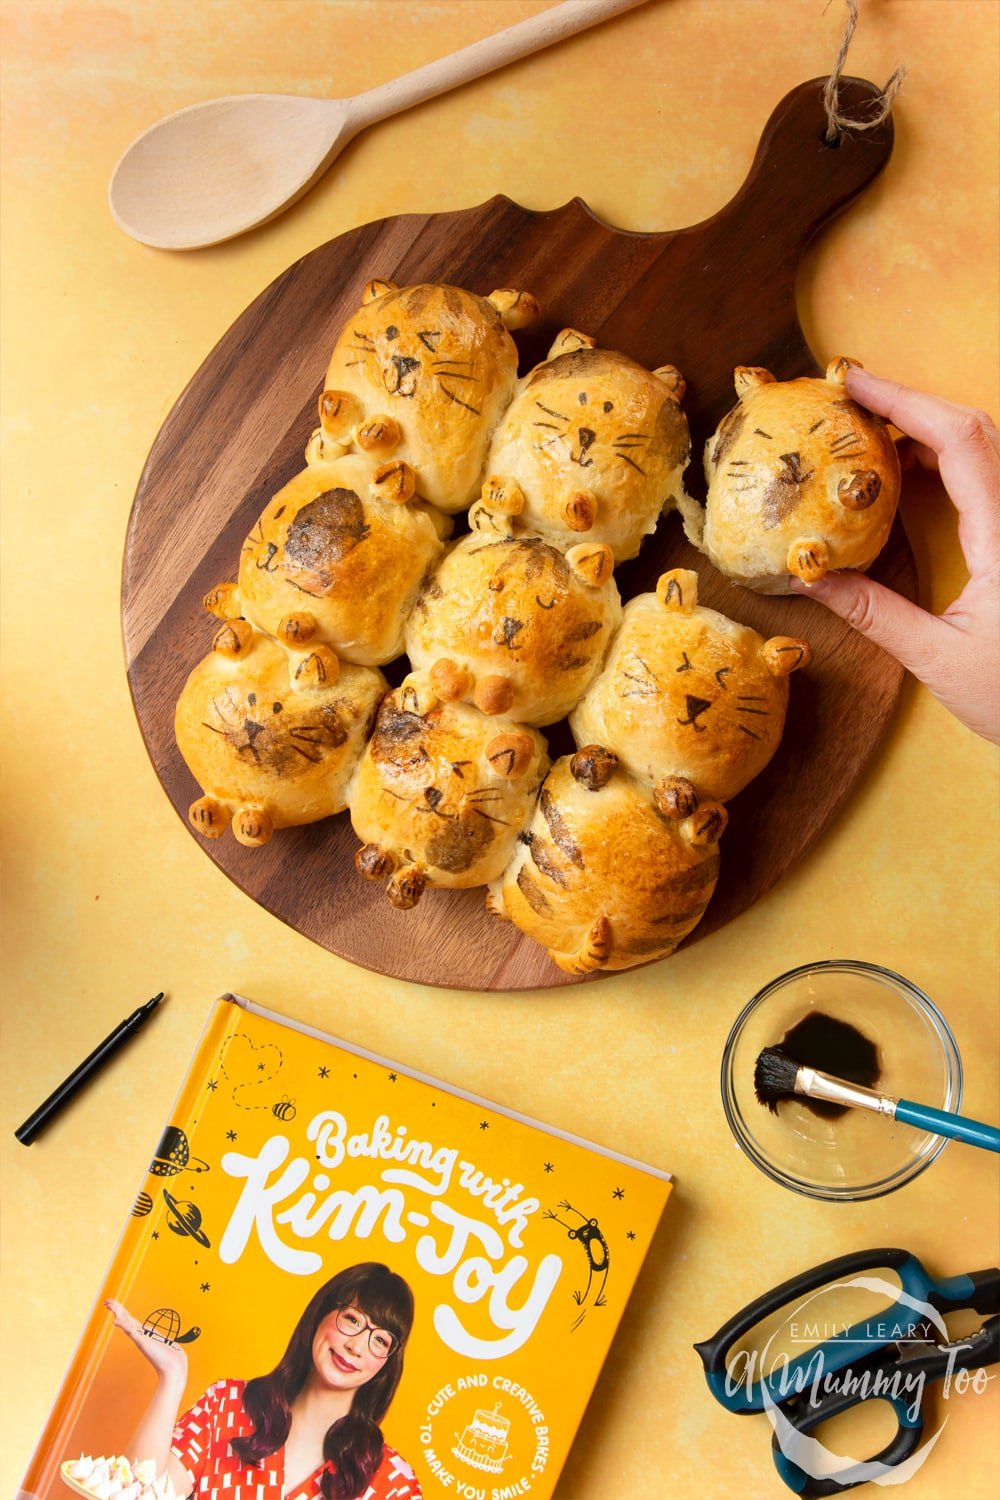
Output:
[
  {"xmin": 347, "ymin": 672, "xmax": 549, "ymax": 908},
  {"xmin": 570, "ymin": 569, "xmax": 810, "ymax": 806},
  {"xmin": 404, "ymin": 502, "xmax": 621, "ymax": 727},
  {"xmin": 479, "ymin": 329, "xmax": 690, "ymax": 562},
  {"xmin": 175, "ymin": 626, "xmax": 385, "ymax": 846},
  {"xmin": 487, "ymin": 750, "xmax": 726, "ymax": 973},
  {"xmin": 204, "ymin": 455, "xmax": 450, "ymax": 667},
  {"xmin": 690, "ymin": 357, "xmax": 900, "ymax": 591},
  {"xmin": 308, "ymin": 280, "xmax": 538, "ymax": 512}
]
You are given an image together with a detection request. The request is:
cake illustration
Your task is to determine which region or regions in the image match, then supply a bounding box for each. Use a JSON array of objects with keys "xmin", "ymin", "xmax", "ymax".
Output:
[{"xmin": 453, "ymin": 1401, "xmax": 511, "ymax": 1474}]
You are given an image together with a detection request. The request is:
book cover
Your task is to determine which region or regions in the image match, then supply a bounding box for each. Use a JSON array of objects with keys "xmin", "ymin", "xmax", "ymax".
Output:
[{"xmin": 21, "ymin": 994, "xmax": 671, "ymax": 1500}]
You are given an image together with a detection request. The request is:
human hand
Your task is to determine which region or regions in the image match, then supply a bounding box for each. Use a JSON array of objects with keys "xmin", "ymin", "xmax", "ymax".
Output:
[
  {"xmin": 789, "ymin": 367, "xmax": 1000, "ymax": 744},
  {"xmin": 105, "ymin": 1298, "xmax": 189, "ymax": 1388}
]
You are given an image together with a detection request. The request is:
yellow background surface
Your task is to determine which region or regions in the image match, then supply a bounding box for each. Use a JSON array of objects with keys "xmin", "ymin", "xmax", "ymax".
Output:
[{"xmin": 2, "ymin": 2, "xmax": 998, "ymax": 1498}]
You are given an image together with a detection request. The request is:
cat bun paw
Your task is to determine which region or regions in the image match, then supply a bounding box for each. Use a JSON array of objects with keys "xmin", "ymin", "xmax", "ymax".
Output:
[
  {"xmin": 188, "ymin": 796, "xmax": 230, "ymax": 838},
  {"xmin": 430, "ymin": 658, "xmax": 473, "ymax": 703},
  {"xmin": 355, "ymin": 843, "xmax": 398, "ymax": 882},
  {"xmin": 680, "ymin": 801, "xmax": 728, "ymax": 847},
  {"xmin": 474, "ymin": 676, "xmax": 516, "ymax": 717},
  {"xmin": 653, "ymin": 775, "xmax": 699, "ymax": 820},
  {"xmin": 387, "ymin": 864, "xmax": 427, "ymax": 910},
  {"xmin": 212, "ymin": 619, "xmax": 254, "ymax": 658},
  {"xmin": 561, "ymin": 490, "xmax": 598, "ymax": 533},
  {"xmin": 232, "ymin": 807, "xmax": 274, "ymax": 847},
  {"xmin": 838, "ymin": 470, "xmax": 882, "ymax": 510},
  {"xmin": 319, "ymin": 389, "xmax": 364, "ymax": 441},
  {"xmin": 203, "ymin": 582, "xmax": 242, "ymax": 620},
  {"xmin": 787, "ymin": 537, "xmax": 830, "ymax": 583},
  {"xmin": 570, "ymin": 745, "xmax": 618, "ymax": 791},
  {"xmin": 278, "ymin": 613, "xmax": 317, "ymax": 647},
  {"xmin": 487, "ymin": 288, "xmax": 540, "ymax": 330},
  {"xmin": 356, "ymin": 415, "xmax": 401, "ymax": 456},
  {"xmin": 481, "ymin": 475, "xmax": 525, "ymax": 517},
  {"xmin": 761, "ymin": 636, "xmax": 811, "ymax": 676}
]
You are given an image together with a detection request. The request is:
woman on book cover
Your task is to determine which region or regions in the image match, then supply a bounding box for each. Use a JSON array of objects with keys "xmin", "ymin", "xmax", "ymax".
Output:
[{"xmin": 104, "ymin": 1261, "xmax": 421, "ymax": 1500}]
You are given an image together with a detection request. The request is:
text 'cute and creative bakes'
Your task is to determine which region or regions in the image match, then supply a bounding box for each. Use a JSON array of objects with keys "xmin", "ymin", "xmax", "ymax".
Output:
[{"xmin": 689, "ymin": 357, "xmax": 901, "ymax": 592}]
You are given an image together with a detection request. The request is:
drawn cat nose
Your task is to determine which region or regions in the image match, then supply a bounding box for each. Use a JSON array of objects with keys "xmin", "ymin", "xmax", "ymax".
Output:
[
  {"xmin": 244, "ymin": 719, "xmax": 264, "ymax": 740},
  {"xmin": 578, "ymin": 427, "xmax": 596, "ymax": 453},
  {"xmin": 779, "ymin": 451, "xmax": 809, "ymax": 482},
  {"xmin": 684, "ymin": 695, "xmax": 712, "ymax": 721},
  {"xmin": 386, "ymin": 354, "xmax": 421, "ymax": 394},
  {"xmin": 423, "ymin": 786, "xmax": 443, "ymax": 809}
]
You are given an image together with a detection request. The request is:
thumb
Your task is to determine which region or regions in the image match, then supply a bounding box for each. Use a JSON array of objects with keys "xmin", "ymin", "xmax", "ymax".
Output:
[{"xmin": 789, "ymin": 570, "xmax": 949, "ymax": 685}]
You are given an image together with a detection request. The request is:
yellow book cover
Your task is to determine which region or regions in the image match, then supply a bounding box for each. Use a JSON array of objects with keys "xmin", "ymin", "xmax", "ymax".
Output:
[{"xmin": 21, "ymin": 995, "xmax": 672, "ymax": 1500}]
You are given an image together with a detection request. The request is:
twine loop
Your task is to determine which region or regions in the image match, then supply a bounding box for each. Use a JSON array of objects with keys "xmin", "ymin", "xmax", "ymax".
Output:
[{"xmin": 823, "ymin": 0, "xmax": 906, "ymax": 142}]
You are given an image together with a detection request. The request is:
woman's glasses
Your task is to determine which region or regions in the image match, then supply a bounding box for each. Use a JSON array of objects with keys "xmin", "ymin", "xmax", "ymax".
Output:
[{"xmin": 336, "ymin": 1306, "xmax": 396, "ymax": 1359}]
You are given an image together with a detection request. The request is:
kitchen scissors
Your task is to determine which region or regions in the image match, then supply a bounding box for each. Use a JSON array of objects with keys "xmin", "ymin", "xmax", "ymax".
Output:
[{"xmin": 694, "ymin": 1247, "xmax": 999, "ymax": 1495}]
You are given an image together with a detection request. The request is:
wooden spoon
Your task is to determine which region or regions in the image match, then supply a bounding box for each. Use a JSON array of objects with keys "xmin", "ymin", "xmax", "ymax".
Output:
[{"xmin": 109, "ymin": 0, "xmax": 648, "ymax": 251}]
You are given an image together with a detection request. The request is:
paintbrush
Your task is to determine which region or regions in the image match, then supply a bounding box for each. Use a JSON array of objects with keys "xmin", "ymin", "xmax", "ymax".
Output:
[{"xmin": 753, "ymin": 1046, "xmax": 1000, "ymax": 1153}]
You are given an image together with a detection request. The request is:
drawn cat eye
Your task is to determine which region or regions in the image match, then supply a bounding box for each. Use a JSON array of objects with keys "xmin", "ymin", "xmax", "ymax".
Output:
[
  {"xmin": 272, "ymin": 702, "xmax": 283, "ymax": 714},
  {"xmin": 248, "ymin": 693, "xmax": 257, "ymax": 706},
  {"xmin": 676, "ymin": 653, "xmax": 694, "ymax": 673},
  {"xmin": 753, "ymin": 428, "xmax": 773, "ymax": 439},
  {"xmin": 418, "ymin": 330, "xmax": 442, "ymax": 352},
  {"xmin": 578, "ymin": 392, "xmax": 588, "ymax": 405},
  {"xmin": 714, "ymin": 668, "xmax": 731, "ymax": 690},
  {"xmin": 385, "ymin": 325, "xmax": 399, "ymax": 340},
  {"xmin": 535, "ymin": 595, "xmax": 556, "ymax": 610},
  {"xmin": 603, "ymin": 401, "xmax": 613, "ymax": 412}
]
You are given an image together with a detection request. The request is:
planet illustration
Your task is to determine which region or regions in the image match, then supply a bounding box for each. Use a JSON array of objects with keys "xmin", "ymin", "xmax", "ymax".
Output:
[
  {"xmin": 149, "ymin": 1126, "xmax": 210, "ymax": 1178},
  {"xmin": 142, "ymin": 1307, "xmax": 201, "ymax": 1345},
  {"xmin": 132, "ymin": 1191, "xmax": 153, "ymax": 1217},
  {"xmin": 162, "ymin": 1189, "xmax": 211, "ymax": 1248}
]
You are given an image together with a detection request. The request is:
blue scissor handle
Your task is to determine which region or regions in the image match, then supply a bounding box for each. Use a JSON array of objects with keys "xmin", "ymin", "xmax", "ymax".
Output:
[
  {"xmin": 695, "ymin": 1248, "xmax": 998, "ymax": 1414},
  {"xmin": 768, "ymin": 1318, "xmax": 998, "ymax": 1496}
]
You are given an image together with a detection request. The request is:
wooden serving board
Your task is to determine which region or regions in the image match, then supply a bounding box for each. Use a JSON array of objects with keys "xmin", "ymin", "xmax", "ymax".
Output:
[{"xmin": 122, "ymin": 77, "xmax": 915, "ymax": 990}]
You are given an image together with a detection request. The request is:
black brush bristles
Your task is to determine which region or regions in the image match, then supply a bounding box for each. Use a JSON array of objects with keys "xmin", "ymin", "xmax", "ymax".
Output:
[{"xmin": 753, "ymin": 1046, "xmax": 802, "ymax": 1113}]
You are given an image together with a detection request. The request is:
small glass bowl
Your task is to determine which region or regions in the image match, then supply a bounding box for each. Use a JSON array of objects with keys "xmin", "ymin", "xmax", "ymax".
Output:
[{"xmin": 721, "ymin": 960, "xmax": 963, "ymax": 1201}]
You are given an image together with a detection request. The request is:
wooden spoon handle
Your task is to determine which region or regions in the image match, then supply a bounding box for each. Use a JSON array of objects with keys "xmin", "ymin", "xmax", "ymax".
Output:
[{"xmin": 348, "ymin": 0, "xmax": 648, "ymax": 133}]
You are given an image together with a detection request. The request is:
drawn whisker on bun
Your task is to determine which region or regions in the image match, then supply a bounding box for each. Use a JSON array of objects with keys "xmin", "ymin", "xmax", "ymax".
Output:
[{"xmin": 436, "ymin": 380, "xmax": 482, "ymax": 415}]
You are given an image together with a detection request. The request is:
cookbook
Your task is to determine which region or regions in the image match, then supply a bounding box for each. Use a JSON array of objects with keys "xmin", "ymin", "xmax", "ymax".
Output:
[{"xmin": 22, "ymin": 994, "xmax": 672, "ymax": 1500}]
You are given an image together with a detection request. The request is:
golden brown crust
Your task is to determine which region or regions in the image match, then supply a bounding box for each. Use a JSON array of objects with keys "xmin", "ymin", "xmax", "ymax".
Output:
[
  {"xmin": 481, "ymin": 345, "xmax": 691, "ymax": 563},
  {"xmin": 175, "ymin": 631, "xmax": 385, "ymax": 841},
  {"xmin": 233, "ymin": 455, "xmax": 449, "ymax": 667},
  {"xmin": 700, "ymin": 359, "xmax": 901, "ymax": 592},
  {"xmin": 488, "ymin": 757, "xmax": 723, "ymax": 972},
  {"xmin": 570, "ymin": 580, "xmax": 808, "ymax": 803},
  {"xmin": 404, "ymin": 524, "xmax": 622, "ymax": 727},
  {"xmin": 346, "ymin": 674, "xmax": 549, "ymax": 898},
  {"xmin": 319, "ymin": 282, "xmax": 529, "ymax": 511}
]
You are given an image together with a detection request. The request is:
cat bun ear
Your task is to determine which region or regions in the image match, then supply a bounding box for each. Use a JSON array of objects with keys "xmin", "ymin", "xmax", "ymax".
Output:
[
  {"xmin": 486, "ymin": 732, "xmax": 535, "ymax": 779},
  {"xmin": 398, "ymin": 673, "xmax": 439, "ymax": 717},
  {"xmin": 734, "ymin": 366, "xmax": 776, "ymax": 397},
  {"xmin": 292, "ymin": 646, "xmax": 341, "ymax": 690},
  {"xmin": 370, "ymin": 458, "xmax": 416, "ymax": 505},
  {"xmin": 653, "ymin": 364, "xmax": 686, "ymax": 403},
  {"xmin": 429, "ymin": 659, "xmax": 472, "ymax": 703},
  {"xmin": 488, "ymin": 288, "xmax": 540, "ymax": 330},
  {"xmin": 212, "ymin": 619, "xmax": 254, "ymax": 658},
  {"xmin": 566, "ymin": 542, "xmax": 614, "ymax": 588},
  {"xmin": 362, "ymin": 278, "xmax": 397, "ymax": 304},
  {"xmin": 318, "ymin": 389, "xmax": 364, "ymax": 441},
  {"xmin": 761, "ymin": 636, "xmax": 811, "ymax": 676},
  {"xmin": 468, "ymin": 499, "xmax": 514, "ymax": 535},
  {"xmin": 655, "ymin": 568, "xmax": 698, "ymax": 613},
  {"xmin": 680, "ymin": 801, "xmax": 728, "ymax": 847},
  {"xmin": 547, "ymin": 327, "xmax": 597, "ymax": 359},
  {"xmin": 826, "ymin": 356, "xmax": 863, "ymax": 385}
]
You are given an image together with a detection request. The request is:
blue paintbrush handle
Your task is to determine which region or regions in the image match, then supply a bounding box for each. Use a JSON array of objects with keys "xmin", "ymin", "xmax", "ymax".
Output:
[{"xmin": 896, "ymin": 1099, "xmax": 1000, "ymax": 1152}]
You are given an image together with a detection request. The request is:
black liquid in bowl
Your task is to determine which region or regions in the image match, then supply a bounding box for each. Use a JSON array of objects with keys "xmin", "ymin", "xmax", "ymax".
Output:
[{"xmin": 778, "ymin": 1012, "xmax": 880, "ymax": 1119}]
